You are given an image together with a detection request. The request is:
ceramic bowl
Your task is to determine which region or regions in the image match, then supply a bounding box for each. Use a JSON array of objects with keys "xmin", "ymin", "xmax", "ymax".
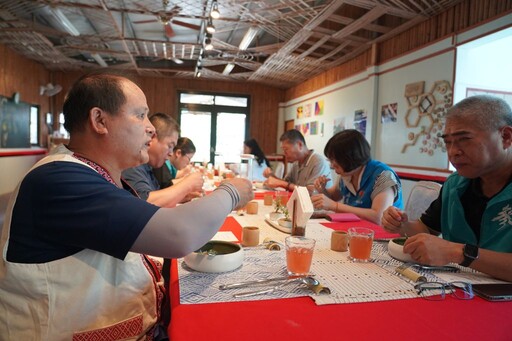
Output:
[
  {"xmin": 387, "ymin": 237, "xmax": 414, "ymax": 263},
  {"xmin": 269, "ymin": 212, "xmax": 284, "ymax": 221},
  {"xmin": 278, "ymin": 218, "xmax": 292, "ymax": 228},
  {"xmin": 184, "ymin": 240, "xmax": 244, "ymax": 273}
]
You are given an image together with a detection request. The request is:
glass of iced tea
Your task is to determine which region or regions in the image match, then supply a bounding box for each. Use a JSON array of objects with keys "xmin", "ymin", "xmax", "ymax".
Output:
[
  {"xmin": 276, "ymin": 191, "xmax": 289, "ymax": 206},
  {"xmin": 285, "ymin": 236, "xmax": 315, "ymax": 276},
  {"xmin": 348, "ymin": 227, "xmax": 374, "ymax": 262}
]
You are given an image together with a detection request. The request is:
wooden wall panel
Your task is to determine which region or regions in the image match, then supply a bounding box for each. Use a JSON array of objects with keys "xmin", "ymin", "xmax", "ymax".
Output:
[
  {"xmin": 52, "ymin": 73, "xmax": 285, "ymax": 155},
  {"xmin": 0, "ymin": 43, "xmax": 50, "ymax": 146},
  {"xmin": 285, "ymin": 0, "xmax": 512, "ymax": 101},
  {"xmin": 285, "ymin": 49, "xmax": 371, "ymax": 100}
]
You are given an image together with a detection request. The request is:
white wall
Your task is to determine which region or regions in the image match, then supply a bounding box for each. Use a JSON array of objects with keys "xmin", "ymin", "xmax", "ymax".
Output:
[
  {"xmin": 0, "ymin": 153, "xmax": 45, "ymax": 195},
  {"xmin": 282, "ymin": 70, "xmax": 374, "ymax": 155},
  {"xmin": 375, "ymin": 43, "xmax": 454, "ymax": 170}
]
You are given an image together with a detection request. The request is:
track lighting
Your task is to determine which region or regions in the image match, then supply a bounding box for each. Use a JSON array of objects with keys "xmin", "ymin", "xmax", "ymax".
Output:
[
  {"xmin": 210, "ymin": 1, "xmax": 220, "ymax": 19},
  {"xmin": 206, "ymin": 17, "xmax": 215, "ymax": 34},
  {"xmin": 204, "ymin": 37, "xmax": 213, "ymax": 50}
]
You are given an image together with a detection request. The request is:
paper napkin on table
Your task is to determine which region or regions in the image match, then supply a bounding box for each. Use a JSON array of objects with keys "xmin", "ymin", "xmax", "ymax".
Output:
[{"xmin": 326, "ymin": 213, "xmax": 361, "ymax": 222}]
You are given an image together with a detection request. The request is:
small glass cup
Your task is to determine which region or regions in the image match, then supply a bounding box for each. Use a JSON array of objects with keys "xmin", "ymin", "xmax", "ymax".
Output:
[
  {"xmin": 285, "ymin": 236, "xmax": 315, "ymax": 276},
  {"xmin": 348, "ymin": 227, "xmax": 374, "ymax": 262}
]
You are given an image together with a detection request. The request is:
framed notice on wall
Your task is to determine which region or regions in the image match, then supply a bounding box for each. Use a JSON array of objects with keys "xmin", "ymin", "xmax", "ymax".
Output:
[{"xmin": 0, "ymin": 95, "xmax": 31, "ymax": 148}]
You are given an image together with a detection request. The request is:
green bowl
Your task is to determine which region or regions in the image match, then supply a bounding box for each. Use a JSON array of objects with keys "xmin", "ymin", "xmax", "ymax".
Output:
[{"xmin": 184, "ymin": 240, "xmax": 243, "ymax": 273}]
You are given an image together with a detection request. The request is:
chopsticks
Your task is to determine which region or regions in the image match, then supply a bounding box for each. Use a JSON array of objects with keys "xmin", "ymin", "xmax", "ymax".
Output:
[{"xmin": 219, "ymin": 275, "xmax": 309, "ymax": 290}]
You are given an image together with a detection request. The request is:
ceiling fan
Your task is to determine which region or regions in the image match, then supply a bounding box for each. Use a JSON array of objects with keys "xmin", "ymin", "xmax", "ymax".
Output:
[{"xmin": 133, "ymin": 0, "xmax": 201, "ymax": 39}]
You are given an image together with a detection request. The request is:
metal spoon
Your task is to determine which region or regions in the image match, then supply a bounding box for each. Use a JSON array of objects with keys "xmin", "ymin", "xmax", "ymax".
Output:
[{"xmin": 233, "ymin": 276, "xmax": 320, "ymax": 298}]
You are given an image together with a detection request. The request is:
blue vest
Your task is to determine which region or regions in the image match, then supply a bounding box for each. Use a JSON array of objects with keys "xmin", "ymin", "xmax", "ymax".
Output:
[
  {"xmin": 339, "ymin": 160, "xmax": 403, "ymax": 209},
  {"xmin": 440, "ymin": 173, "xmax": 512, "ymax": 252}
]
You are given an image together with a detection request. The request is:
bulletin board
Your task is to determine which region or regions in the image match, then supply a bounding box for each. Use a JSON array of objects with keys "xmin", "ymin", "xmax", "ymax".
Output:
[{"xmin": 0, "ymin": 96, "xmax": 31, "ymax": 148}]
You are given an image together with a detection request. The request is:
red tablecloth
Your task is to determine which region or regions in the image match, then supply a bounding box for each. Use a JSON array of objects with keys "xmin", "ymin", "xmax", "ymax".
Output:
[{"xmin": 169, "ymin": 217, "xmax": 512, "ymax": 340}]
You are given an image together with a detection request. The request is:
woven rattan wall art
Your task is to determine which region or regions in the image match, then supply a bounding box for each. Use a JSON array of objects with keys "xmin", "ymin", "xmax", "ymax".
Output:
[{"xmin": 401, "ymin": 80, "xmax": 453, "ymax": 155}]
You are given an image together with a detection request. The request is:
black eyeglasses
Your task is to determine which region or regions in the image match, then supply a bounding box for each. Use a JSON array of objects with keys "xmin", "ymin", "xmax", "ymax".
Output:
[
  {"xmin": 414, "ymin": 281, "xmax": 474, "ymax": 301},
  {"xmin": 183, "ymin": 154, "xmax": 192, "ymax": 163}
]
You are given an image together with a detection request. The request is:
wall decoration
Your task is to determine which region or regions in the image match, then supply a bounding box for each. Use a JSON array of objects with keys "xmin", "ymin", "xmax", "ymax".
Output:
[
  {"xmin": 301, "ymin": 122, "xmax": 310, "ymax": 135},
  {"xmin": 401, "ymin": 80, "xmax": 452, "ymax": 155},
  {"xmin": 404, "ymin": 81, "xmax": 425, "ymax": 98},
  {"xmin": 314, "ymin": 100, "xmax": 324, "ymax": 116},
  {"xmin": 310, "ymin": 121, "xmax": 318, "ymax": 135},
  {"xmin": 304, "ymin": 103, "xmax": 312, "ymax": 118},
  {"xmin": 296, "ymin": 106, "xmax": 303, "ymax": 119},
  {"xmin": 381, "ymin": 103, "xmax": 398, "ymax": 123},
  {"xmin": 333, "ymin": 117, "xmax": 346, "ymax": 135},
  {"xmin": 0, "ymin": 95, "xmax": 31, "ymax": 148},
  {"xmin": 353, "ymin": 109, "xmax": 367, "ymax": 135}
]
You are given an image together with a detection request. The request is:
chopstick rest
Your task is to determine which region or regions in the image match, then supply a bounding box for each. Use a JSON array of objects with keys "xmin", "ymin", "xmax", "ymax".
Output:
[
  {"xmin": 263, "ymin": 237, "xmax": 282, "ymax": 251},
  {"xmin": 395, "ymin": 264, "xmax": 427, "ymax": 283}
]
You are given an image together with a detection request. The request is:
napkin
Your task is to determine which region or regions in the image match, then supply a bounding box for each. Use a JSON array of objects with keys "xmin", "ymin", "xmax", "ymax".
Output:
[
  {"xmin": 321, "ymin": 221, "xmax": 400, "ymax": 240},
  {"xmin": 326, "ymin": 213, "xmax": 361, "ymax": 222}
]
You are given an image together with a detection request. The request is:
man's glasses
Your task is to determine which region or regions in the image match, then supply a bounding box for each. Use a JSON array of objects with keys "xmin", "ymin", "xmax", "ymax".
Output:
[{"xmin": 414, "ymin": 281, "xmax": 474, "ymax": 301}]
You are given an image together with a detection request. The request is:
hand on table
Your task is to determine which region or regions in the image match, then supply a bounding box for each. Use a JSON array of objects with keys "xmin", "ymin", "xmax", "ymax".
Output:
[
  {"xmin": 381, "ymin": 206, "xmax": 408, "ymax": 234},
  {"xmin": 176, "ymin": 164, "xmax": 193, "ymax": 179},
  {"xmin": 311, "ymin": 193, "xmax": 336, "ymax": 211},
  {"xmin": 181, "ymin": 172, "xmax": 204, "ymax": 192},
  {"xmin": 263, "ymin": 167, "xmax": 273, "ymax": 178},
  {"xmin": 181, "ymin": 191, "xmax": 203, "ymax": 203},
  {"xmin": 403, "ymin": 233, "xmax": 462, "ymax": 266},
  {"xmin": 264, "ymin": 176, "xmax": 283, "ymax": 189}
]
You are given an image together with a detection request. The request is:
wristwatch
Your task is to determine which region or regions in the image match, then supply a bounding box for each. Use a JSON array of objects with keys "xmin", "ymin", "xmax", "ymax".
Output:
[{"xmin": 459, "ymin": 244, "xmax": 479, "ymax": 267}]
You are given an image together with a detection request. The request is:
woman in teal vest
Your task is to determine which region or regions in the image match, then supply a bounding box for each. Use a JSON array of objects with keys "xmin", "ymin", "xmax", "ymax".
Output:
[{"xmin": 312, "ymin": 129, "xmax": 402, "ymax": 224}]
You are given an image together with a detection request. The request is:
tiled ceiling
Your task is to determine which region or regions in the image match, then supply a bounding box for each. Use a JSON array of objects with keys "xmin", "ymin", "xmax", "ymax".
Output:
[{"xmin": 0, "ymin": 0, "xmax": 464, "ymax": 88}]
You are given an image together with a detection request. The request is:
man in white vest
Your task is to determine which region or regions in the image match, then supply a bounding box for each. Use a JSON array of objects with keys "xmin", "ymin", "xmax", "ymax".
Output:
[{"xmin": 0, "ymin": 72, "xmax": 253, "ymax": 340}]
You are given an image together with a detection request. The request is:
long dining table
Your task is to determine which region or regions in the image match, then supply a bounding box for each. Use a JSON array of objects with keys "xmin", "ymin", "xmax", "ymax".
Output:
[{"xmin": 168, "ymin": 194, "xmax": 512, "ymax": 340}]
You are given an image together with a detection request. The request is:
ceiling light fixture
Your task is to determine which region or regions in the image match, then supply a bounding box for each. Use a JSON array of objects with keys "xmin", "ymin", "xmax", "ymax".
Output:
[
  {"xmin": 204, "ymin": 37, "xmax": 213, "ymax": 51},
  {"xmin": 210, "ymin": 1, "xmax": 220, "ymax": 19},
  {"xmin": 206, "ymin": 17, "xmax": 215, "ymax": 34}
]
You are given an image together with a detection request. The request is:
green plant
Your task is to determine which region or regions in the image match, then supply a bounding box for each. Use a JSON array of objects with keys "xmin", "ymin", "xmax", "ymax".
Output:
[{"xmin": 273, "ymin": 197, "xmax": 290, "ymax": 220}]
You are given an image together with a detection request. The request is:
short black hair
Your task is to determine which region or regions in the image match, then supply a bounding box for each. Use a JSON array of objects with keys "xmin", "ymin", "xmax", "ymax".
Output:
[
  {"xmin": 175, "ymin": 137, "xmax": 196, "ymax": 155},
  {"xmin": 324, "ymin": 129, "xmax": 370, "ymax": 172},
  {"xmin": 63, "ymin": 72, "xmax": 131, "ymax": 133},
  {"xmin": 149, "ymin": 113, "xmax": 180, "ymax": 141},
  {"xmin": 280, "ymin": 129, "xmax": 306, "ymax": 145}
]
